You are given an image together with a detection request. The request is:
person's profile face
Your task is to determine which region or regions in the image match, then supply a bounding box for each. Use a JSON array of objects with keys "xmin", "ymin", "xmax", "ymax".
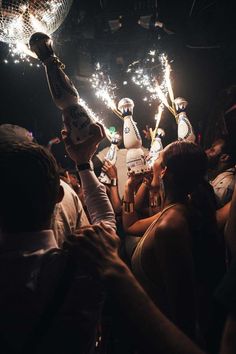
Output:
[{"xmin": 205, "ymin": 139, "xmax": 224, "ymax": 168}]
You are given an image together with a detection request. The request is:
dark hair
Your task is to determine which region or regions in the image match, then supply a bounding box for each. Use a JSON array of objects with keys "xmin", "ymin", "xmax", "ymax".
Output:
[
  {"xmin": 0, "ymin": 141, "xmax": 60, "ymax": 232},
  {"xmin": 162, "ymin": 141, "xmax": 207, "ymax": 196}
]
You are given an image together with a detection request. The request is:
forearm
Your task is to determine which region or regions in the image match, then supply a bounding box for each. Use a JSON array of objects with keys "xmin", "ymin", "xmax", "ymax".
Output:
[
  {"xmin": 110, "ymin": 186, "xmax": 122, "ymax": 214},
  {"xmin": 106, "ymin": 264, "xmax": 204, "ymax": 354},
  {"xmin": 79, "ymin": 170, "xmax": 116, "ymax": 230},
  {"xmin": 134, "ymin": 181, "xmax": 150, "ymax": 212},
  {"xmin": 122, "ymin": 184, "xmax": 140, "ymax": 232}
]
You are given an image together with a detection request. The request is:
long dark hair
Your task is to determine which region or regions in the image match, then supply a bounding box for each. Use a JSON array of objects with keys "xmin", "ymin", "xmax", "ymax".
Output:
[{"xmin": 162, "ymin": 141, "xmax": 207, "ymax": 197}]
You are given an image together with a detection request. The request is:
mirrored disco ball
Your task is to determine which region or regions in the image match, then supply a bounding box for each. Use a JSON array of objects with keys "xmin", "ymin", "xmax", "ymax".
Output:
[{"xmin": 0, "ymin": 0, "xmax": 73, "ymax": 44}]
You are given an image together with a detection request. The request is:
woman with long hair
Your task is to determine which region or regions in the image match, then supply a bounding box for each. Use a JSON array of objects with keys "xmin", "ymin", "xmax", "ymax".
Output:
[{"xmin": 123, "ymin": 141, "xmax": 208, "ymax": 340}]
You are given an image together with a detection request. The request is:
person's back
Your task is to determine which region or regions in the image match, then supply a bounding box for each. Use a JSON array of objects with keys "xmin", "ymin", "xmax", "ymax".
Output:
[
  {"xmin": 128, "ymin": 141, "xmax": 209, "ymax": 340},
  {"xmin": 0, "ymin": 141, "xmax": 104, "ymax": 353},
  {"xmin": 132, "ymin": 203, "xmax": 196, "ymax": 339},
  {"xmin": 0, "ymin": 245, "xmax": 102, "ymax": 353}
]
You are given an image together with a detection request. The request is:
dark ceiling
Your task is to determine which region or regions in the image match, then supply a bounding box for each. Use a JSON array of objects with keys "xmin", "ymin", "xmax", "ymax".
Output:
[{"xmin": 0, "ymin": 0, "xmax": 235, "ymax": 166}]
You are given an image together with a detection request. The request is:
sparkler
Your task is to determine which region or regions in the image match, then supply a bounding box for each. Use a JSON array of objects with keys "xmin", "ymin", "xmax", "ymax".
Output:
[
  {"xmin": 90, "ymin": 64, "xmax": 123, "ymax": 120},
  {"xmin": 2, "ymin": 41, "xmax": 40, "ymax": 66},
  {"xmin": 127, "ymin": 50, "xmax": 176, "ymax": 118},
  {"xmin": 79, "ymin": 98, "xmax": 113, "ymax": 141},
  {"xmin": 150, "ymin": 104, "xmax": 164, "ymax": 144}
]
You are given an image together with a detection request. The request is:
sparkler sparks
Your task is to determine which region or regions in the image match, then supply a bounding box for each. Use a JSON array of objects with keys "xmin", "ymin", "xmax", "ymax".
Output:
[
  {"xmin": 127, "ymin": 50, "xmax": 176, "ymax": 117},
  {"xmin": 79, "ymin": 98, "xmax": 113, "ymax": 141},
  {"xmin": 90, "ymin": 64, "xmax": 123, "ymax": 120},
  {"xmin": 151, "ymin": 104, "xmax": 164, "ymax": 143},
  {"xmin": 3, "ymin": 41, "xmax": 40, "ymax": 66}
]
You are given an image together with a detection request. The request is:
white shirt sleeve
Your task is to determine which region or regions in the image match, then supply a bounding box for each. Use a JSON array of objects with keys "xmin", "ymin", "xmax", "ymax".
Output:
[{"xmin": 79, "ymin": 169, "xmax": 116, "ymax": 231}]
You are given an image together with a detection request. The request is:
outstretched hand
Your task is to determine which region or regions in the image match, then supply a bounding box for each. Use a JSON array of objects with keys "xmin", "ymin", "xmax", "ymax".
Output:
[{"xmin": 61, "ymin": 122, "xmax": 106, "ymax": 164}]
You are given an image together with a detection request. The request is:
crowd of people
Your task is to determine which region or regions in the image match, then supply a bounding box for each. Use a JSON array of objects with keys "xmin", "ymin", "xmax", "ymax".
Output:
[{"xmin": 0, "ymin": 116, "xmax": 236, "ymax": 354}]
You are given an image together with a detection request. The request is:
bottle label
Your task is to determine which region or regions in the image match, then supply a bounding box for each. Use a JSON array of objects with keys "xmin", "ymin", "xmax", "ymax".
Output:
[
  {"xmin": 48, "ymin": 65, "xmax": 78, "ymax": 99},
  {"xmin": 106, "ymin": 145, "xmax": 117, "ymax": 163},
  {"xmin": 63, "ymin": 105, "xmax": 92, "ymax": 144},
  {"xmin": 178, "ymin": 113, "xmax": 194, "ymax": 141}
]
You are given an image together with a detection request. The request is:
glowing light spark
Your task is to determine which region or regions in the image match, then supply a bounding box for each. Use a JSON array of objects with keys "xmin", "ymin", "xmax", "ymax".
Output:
[
  {"xmin": 155, "ymin": 104, "xmax": 164, "ymax": 128},
  {"xmin": 10, "ymin": 42, "xmax": 37, "ymax": 59},
  {"xmin": 127, "ymin": 50, "xmax": 176, "ymax": 117},
  {"xmin": 149, "ymin": 50, "xmax": 156, "ymax": 56},
  {"xmin": 160, "ymin": 53, "xmax": 175, "ymax": 104},
  {"xmin": 4, "ymin": 41, "xmax": 39, "ymax": 66},
  {"xmin": 79, "ymin": 98, "xmax": 112, "ymax": 141},
  {"xmin": 91, "ymin": 64, "xmax": 123, "ymax": 120},
  {"xmin": 151, "ymin": 104, "xmax": 164, "ymax": 143}
]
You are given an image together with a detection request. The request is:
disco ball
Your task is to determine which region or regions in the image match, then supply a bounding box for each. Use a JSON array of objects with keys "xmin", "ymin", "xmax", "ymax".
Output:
[{"xmin": 0, "ymin": 0, "xmax": 73, "ymax": 44}]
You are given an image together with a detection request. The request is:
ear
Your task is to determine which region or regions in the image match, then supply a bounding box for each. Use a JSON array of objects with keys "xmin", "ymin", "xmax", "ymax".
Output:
[
  {"xmin": 220, "ymin": 153, "xmax": 230, "ymax": 163},
  {"xmin": 56, "ymin": 185, "xmax": 64, "ymax": 204},
  {"xmin": 160, "ymin": 166, "xmax": 167, "ymax": 178}
]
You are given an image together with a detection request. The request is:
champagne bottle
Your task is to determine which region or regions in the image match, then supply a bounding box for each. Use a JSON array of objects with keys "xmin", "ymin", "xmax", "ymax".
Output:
[
  {"xmin": 118, "ymin": 98, "xmax": 148, "ymax": 174},
  {"xmin": 118, "ymin": 98, "xmax": 142, "ymax": 149},
  {"xmin": 99, "ymin": 134, "xmax": 120, "ymax": 185},
  {"xmin": 29, "ymin": 32, "xmax": 94, "ymax": 144},
  {"xmin": 147, "ymin": 128, "xmax": 164, "ymax": 167},
  {"xmin": 174, "ymin": 97, "xmax": 195, "ymax": 142}
]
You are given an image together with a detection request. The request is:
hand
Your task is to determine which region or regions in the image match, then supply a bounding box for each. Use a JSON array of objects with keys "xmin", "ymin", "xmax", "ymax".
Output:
[
  {"xmin": 48, "ymin": 137, "xmax": 61, "ymax": 145},
  {"xmin": 125, "ymin": 172, "xmax": 145, "ymax": 190},
  {"xmin": 142, "ymin": 125, "xmax": 152, "ymax": 141},
  {"xmin": 142, "ymin": 170, "xmax": 153, "ymax": 188},
  {"xmin": 61, "ymin": 122, "xmax": 106, "ymax": 164},
  {"xmin": 65, "ymin": 222, "xmax": 126, "ymax": 280},
  {"xmin": 102, "ymin": 161, "xmax": 118, "ymax": 180}
]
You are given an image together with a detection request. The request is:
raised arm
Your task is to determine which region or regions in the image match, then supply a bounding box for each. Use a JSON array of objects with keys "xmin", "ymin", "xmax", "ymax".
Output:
[
  {"xmin": 62, "ymin": 123, "xmax": 116, "ymax": 231},
  {"xmin": 101, "ymin": 161, "xmax": 122, "ymax": 214},
  {"xmin": 122, "ymin": 175, "xmax": 160, "ymax": 235},
  {"xmin": 134, "ymin": 173, "xmax": 154, "ymax": 217}
]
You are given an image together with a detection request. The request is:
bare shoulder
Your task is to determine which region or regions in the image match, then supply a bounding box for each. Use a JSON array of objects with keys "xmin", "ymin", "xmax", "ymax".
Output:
[
  {"xmin": 154, "ymin": 205, "xmax": 190, "ymax": 244},
  {"xmin": 159, "ymin": 204, "xmax": 188, "ymax": 231}
]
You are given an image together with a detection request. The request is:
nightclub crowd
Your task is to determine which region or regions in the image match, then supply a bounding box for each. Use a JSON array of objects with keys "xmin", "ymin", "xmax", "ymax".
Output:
[{"xmin": 1, "ymin": 34, "xmax": 236, "ymax": 354}]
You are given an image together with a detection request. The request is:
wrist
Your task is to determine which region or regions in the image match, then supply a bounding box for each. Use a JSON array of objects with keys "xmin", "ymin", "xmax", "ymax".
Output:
[
  {"xmin": 110, "ymin": 178, "xmax": 117, "ymax": 187},
  {"xmin": 122, "ymin": 200, "xmax": 134, "ymax": 213},
  {"xmin": 76, "ymin": 161, "xmax": 93, "ymax": 172},
  {"xmin": 103, "ymin": 260, "xmax": 131, "ymax": 282}
]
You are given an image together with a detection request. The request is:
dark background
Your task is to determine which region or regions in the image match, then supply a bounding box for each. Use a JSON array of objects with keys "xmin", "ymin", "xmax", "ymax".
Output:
[{"xmin": 0, "ymin": 0, "xmax": 235, "ymax": 167}]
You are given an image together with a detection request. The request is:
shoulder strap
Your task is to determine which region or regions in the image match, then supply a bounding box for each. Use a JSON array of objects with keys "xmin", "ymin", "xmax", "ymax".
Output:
[{"xmin": 131, "ymin": 203, "xmax": 179, "ymax": 290}]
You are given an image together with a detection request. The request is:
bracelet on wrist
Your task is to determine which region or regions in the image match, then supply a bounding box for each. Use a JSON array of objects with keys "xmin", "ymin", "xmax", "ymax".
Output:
[
  {"xmin": 122, "ymin": 201, "xmax": 134, "ymax": 213},
  {"xmin": 110, "ymin": 178, "xmax": 117, "ymax": 187}
]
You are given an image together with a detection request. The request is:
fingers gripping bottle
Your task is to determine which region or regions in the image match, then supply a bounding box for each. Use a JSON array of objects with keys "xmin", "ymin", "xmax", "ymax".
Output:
[
  {"xmin": 147, "ymin": 128, "xmax": 165, "ymax": 167},
  {"xmin": 99, "ymin": 134, "xmax": 120, "ymax": 185},
  {"xmin": 174, "ymin": 97, "xmax": 195, "ymax": 142},
  {"xmin": 118, "ymin": 98, "xmax": 149, "ymax": 174},
  {"xmin": 29, "ymin": 32, "xmax": 94, "ymax": 144}
]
